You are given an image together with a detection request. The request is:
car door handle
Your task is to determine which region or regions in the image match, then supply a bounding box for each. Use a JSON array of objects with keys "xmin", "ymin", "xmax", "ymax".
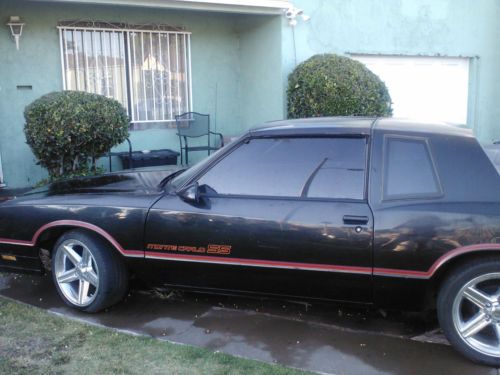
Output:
[{"xmin": 343, "ymin": 215, "xmax": 369, "ymax": 225}]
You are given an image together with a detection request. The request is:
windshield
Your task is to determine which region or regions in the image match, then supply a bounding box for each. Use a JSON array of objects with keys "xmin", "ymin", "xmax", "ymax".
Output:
[
  {"xmin": 482, "ymin": 143, "xmax": 500, "ymax": 174},
  {"xmin": 168, "ymin": 144, "xmax": 233, "ymax": 190}
]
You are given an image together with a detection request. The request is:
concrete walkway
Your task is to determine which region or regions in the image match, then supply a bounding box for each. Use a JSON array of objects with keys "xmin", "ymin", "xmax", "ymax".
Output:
[{"xmin": 0, "ymin": 272, "xmax": 497, "ymax": 375}]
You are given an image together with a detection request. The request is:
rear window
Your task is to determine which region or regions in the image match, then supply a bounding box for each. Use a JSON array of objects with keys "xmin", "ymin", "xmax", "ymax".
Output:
[
  {"xmin": 481, "ymin": 144, "xmax": 500, "ymax": 174},
  {"xmin": 383, "ymin": 136, "xmax": 442, "ymax": 200}
]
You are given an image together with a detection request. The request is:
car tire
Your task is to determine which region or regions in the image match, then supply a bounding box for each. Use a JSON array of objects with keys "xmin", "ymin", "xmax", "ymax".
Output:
[
  {"xmin": 437, "ymin": 257, "xmax": 500, "ymax": 366},
  {"xmin": 51, "ymin": 229, "xmax": 129, "ymax": 313}
]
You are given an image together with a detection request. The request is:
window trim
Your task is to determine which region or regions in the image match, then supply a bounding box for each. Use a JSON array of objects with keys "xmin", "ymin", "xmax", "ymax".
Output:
[
  {"xmin": 58, "ymin": 25, "xmax": 193, "ymax": 125},
  {"xmin": 381, "ymin": 134, "xmax": 444, "ymax": 202},
  {"xmin": 188, "ymin": 135, "xmax": 369, "ymax": 202}
]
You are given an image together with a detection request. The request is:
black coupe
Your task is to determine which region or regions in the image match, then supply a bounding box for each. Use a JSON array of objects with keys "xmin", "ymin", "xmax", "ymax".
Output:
[{"xmin": 1, "ymin": 117, "xmax": 500, "ymax": 365}]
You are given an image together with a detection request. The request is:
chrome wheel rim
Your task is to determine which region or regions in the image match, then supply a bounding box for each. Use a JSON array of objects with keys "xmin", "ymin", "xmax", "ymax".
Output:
[
  {"xmin": 452, "ymin": 272, "xmax": 500, "ymax": 357},
  {"xmin": 54, "ymin": 239, "xmax": 99, "ymax": 307}
]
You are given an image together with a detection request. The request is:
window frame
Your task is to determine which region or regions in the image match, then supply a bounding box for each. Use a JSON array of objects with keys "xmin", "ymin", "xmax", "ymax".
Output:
[
  {"xmin": 381, "ymin": 134, "xmax": 444, "ymax": 202},
  {"xmin": 185, "ymin": 134, "xmax": 370, "ymax": 202},
  {"xmin": 58, "ymin": 25, "xmax": 193, "ymax": 126}
]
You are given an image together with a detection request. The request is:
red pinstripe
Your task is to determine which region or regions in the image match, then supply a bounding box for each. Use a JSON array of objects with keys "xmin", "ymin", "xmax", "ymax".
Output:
[
  {"xmin": 1, "ymin": 220, "xmax": 500, "ymax": 277},
  {"xmin": 144, "ymin": 251, "xmax": 372, "ymax": 274},
  {"xmin": 0, "ymin": 220, "xmax": 143, "ymax": 257},
  {"xmin": 373, "ymin": 244, "xmax": 500, "ymax": 278},
  {"xmin": 0, "ymin": 238, "xmax": 32, "ymax": 246}
]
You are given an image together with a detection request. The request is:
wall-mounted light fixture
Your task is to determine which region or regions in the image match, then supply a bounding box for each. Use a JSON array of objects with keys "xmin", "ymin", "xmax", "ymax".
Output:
[
  {"xmin": 285, "ymin": 6, "xmax": 310, "ymax": 27},
  {"xmin": 6, "ymin": 16, "xmax": 25, "ymax": 50}
]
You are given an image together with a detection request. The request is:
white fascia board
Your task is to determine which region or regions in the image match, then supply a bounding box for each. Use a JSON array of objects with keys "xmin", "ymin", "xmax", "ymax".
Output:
[{"xmin": 32, "ymin": 0, "xmax": 291, "ymax": 14}]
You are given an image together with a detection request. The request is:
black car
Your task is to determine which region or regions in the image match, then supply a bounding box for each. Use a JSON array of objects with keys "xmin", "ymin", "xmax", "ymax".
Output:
[{"xmin": 1, "ymin": 117, "xmax": 500, "ymax": 365}]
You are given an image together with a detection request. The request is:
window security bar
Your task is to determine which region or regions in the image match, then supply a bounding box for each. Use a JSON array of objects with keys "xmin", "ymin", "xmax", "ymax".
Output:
[{"xmin": 59, "ymin": 26, "xmax": 193, "ymax": 124}]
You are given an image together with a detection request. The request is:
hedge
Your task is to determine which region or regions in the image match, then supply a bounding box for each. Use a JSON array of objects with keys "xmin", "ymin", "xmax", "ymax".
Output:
[
  {"xmin": 287, "ymin": 54, "xmax": 393, "ymax": 118},
  {"xmin": 24, "ymin": 91, "xmax": 129, "ymax": 180}
]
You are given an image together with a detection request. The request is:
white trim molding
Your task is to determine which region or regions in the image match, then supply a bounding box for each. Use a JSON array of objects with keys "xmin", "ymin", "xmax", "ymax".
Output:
[{"xmin": 33, "ymin": 0, "xmax": 291, "ymax": 14}]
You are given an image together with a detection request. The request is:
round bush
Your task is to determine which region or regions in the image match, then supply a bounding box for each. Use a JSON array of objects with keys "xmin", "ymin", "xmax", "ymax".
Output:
[
  {"xmin": 287, "ymin": 54, "xmax": 392, "ymax": 118},
  {"xmin": 24, "ymin": 91, "xmax": 129, "ymax": 179}
]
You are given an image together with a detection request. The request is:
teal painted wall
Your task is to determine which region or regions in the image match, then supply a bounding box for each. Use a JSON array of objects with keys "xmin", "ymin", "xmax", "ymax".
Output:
[
  {"xmin": 1, "ymin": 0, "xmax": 499, "ymax": 187},
  {"xmin": 0, "ymin": 0, "xmax": 282, "ymax": 187},
  {"xmin": 236, "ymin": 15, "xmax": 284, "ymax": 133},
  {"xmin": 282, "ymin": 0, "xmax": 500, "ymax": 142}
]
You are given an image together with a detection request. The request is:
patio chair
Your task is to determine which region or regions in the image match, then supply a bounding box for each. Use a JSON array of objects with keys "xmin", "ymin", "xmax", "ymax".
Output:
[{"xmin": 175, "ymin": 112, "xmax": 224, "ymax": 165}]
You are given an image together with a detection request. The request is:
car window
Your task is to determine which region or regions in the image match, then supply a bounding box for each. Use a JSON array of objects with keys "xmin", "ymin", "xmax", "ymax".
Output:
[
  {"xmin": 383, "ymin": 137, "xmax": 441, "ymax": 200},
  {"xmin": 481, "ymin": 143, "xmax": 500, "ymax": 174},
  {"xmin": 168, "ymin": 145, "xmax": 228, "ymax": 190},
  {"xmin": 197, "ymin": 137, "xmax": 366, "ymax": 199}
]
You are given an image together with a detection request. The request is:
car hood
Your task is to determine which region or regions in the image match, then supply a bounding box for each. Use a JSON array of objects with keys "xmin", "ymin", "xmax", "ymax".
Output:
[{"xmin": 18, "ymin": 168, "xmax": 181, "ymax": 199}]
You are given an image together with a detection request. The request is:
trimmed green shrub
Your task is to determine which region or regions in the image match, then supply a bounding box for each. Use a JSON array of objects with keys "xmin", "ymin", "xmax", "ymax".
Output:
[
  {"xmin": 287, "ymin": 54, "xmax": 392, "ymax": 118},
  {"xmin": 24, "ymin": 91, "xmax": 129, "ymax": 180}
]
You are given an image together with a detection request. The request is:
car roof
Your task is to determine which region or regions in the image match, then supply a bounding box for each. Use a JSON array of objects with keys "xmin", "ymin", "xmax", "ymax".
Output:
[
  {"xmin": 375, "ymin": 118, "xmax": 473, "ymax": 138},
  {"xmin": 250, "ymin": 117, "xmax": 375, "ymax": 136},
  {"xmin": 249, "ymin": 117, "xmax": 474, "ymax": 138}
]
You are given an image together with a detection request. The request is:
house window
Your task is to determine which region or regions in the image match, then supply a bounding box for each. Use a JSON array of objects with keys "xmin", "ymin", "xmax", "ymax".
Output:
[
  {"xmin": 351, "ymin": 55, "xmax": 470, "ymax": 124},
  {"xmin": 59, "ymin": 26, "xmax": 192, "ymax": 124}
]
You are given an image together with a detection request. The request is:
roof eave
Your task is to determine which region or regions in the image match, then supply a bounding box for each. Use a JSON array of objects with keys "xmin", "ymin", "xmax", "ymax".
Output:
[{"xmin": 33, "ymin": 0, "xmax": 290, "ymax": 15}]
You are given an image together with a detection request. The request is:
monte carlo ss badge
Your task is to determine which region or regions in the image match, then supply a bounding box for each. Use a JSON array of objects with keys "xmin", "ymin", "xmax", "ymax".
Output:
[{"xmin": 146, "ymin": 243, "xmax": 232, "ymax": 255}]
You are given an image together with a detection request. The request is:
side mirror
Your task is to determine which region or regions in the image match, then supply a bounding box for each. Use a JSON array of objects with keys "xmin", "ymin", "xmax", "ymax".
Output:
[{"xmin": 178, "ymin": 182, "xmax": 200, "ymax": 204}]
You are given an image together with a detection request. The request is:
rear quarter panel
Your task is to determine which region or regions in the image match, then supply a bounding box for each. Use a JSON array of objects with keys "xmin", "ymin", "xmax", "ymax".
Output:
[{"xmin": 370, "ymin": 129, "xmax": 500, "ymax": 309}]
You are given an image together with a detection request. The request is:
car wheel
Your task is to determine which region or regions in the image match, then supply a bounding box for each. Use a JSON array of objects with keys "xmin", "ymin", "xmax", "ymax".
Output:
[
  {"xmin": 51, "ymin": 229, "xmax": 128, "ymax": 313},
  {"xmin": 438, "ymin": 257, "xmax": 500, "ymax": 366}
]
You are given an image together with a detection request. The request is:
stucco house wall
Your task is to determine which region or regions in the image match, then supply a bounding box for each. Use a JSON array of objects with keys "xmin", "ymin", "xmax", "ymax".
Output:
[
  {"xmin": 0, "ymin": 0, "xmax": 283, "ymax": 187},
  {"xmin": 0, "ymin": 0, "xmax": 499, "ymax": 188},
  {"xmin": 283, "ymin": 0, "xmax": 500, "ymax": 142}
]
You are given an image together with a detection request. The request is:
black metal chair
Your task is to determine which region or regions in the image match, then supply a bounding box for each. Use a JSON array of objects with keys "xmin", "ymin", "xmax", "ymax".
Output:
[{"xmin": 175, "ymin": 112, "xmax": 224, "ymax": 165}]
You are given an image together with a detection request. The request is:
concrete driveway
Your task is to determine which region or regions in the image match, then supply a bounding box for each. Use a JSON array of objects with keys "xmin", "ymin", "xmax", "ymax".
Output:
[{"xmin": 0, "ymin": 272, "xmax": 497, "ymax": 375}]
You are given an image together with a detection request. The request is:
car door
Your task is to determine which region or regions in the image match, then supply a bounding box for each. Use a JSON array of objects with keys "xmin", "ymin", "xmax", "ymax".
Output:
[{"xmin": 145, "ymin": 136, "xmax": 373, "ymax": 302}]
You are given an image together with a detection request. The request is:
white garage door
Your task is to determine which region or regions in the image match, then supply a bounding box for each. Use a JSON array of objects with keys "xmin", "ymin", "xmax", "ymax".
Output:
[{"xmin": 351, "ymin": 55, "xmax": 470, "ymax": 124}]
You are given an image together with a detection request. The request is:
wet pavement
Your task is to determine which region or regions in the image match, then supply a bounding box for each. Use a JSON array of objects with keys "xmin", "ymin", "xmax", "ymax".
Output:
[{"xmin": 0, "ymin": 272, "xmax": 497, "ymax": 375}]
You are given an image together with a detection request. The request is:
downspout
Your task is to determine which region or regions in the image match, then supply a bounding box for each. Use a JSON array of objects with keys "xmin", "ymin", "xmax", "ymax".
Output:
[
  {"xmin": 0, "ymin": 151, "xmax": 5, "ymax": 188},
  {"xmin": 284, "ymin": 5, "xmax": 311, "ymax": 67}
]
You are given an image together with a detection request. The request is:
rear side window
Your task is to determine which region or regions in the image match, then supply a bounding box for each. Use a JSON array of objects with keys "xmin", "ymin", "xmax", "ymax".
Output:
[
  {"xmin": 197, "ymin": 137, "xmax": 367, "ymax": 200},
  {"xmin": 482, "ymin": 144, "xmax": 500, "ymax": 174},
  {"xmin": 383, "ymin": 136, "xmax": 442, "ymax": 200}
]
